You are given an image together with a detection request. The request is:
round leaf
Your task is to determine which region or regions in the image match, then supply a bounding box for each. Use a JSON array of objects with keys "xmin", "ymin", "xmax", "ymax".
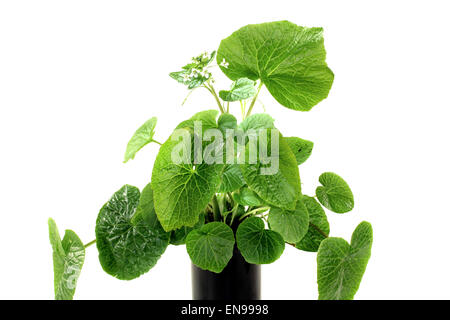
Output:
[
  {"xmin": 217, "ymin": 21, "xmax": 334, "ymax": 111},
  {"xmin": 268, "ymin": 199, "xmax": 309, "ymax": 243},
  {"xmin": 186, "ymin": 222, "xmax": 235, "ymax": 273},
  {"xmin": 317, "ymin": 221, "xmax": 373, "ymax": 300},
  {"xmin": 236, "ymin": 217, "xmax": 285, "ymax": 264},
  {"xmin": 95, "ymin": 185, "xmax": 170, "ymax": 280},
  {"xmin": 316, "ymin": 172, "xmax": 354, "ymax": 213},
  {"xmin": 217, "ymin": 113, "xmax": 237, "ymax": 135},
  {"xmin": 295, "ymin": 196, "xmax": 330, "ymax": 252}
]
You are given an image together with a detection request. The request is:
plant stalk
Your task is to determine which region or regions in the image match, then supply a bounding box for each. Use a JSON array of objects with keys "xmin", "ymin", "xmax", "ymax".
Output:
[
  {"xmin": 245, "ymin": 82, "xmax": 263, "ymax": 118},
  {"xmin": 84, "ymin": 239, "xmax": 96, "ymax": 248}
]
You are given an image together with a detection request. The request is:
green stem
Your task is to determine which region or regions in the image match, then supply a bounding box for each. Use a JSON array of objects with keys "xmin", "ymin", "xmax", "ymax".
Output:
[
  {"xmin": 212, "ymin": 194, "xmax": 221, "ymax": 221},
  {"xmin": 239, "ymin": 206, "xmax": 270, "ymax": 221},
  {"xmin": 151, "ymin": 139, "xmax": 162, "ymax": 145},
  {"xmin": 84, "ymin": 239, "xmax": 96, "ymax": 248},
  {"xmin": 204, "ymin": 83, "xmax": 225, "ymax": 113},
  {"xmin": 245, "ymin": 81, "xmax": 263, "ymax": 118}
]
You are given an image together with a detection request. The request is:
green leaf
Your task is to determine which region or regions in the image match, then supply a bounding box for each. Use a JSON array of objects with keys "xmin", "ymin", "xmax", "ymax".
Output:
[
  {"xmin": 123, "ymin": 117, "xmax": 157, "ymax": 163},
  {"xmin": 217, "ymin": 21, "xmax": 334, "ymax": 111},
  {"xmin": 170, "ymin": 214, "xmax": 205, "ymax": 246},
  {"xmin": 317, "ymin": 221, "xmax": 373, "ymax": 300},
  {"xmin": 95, "ymin": 185, "xmax": 170, "ymax": 280},
  {"xmin": 295, "ymin": 196, "xmax": 330, "ymax": 252},
  {"xmin": 284, "ymin": 136, "xmax": 314, "ymax": 165},
  {"xmin": 217, "ymin": 113, "xmax": 237, "ymax": 135},
  {"xmin": 186, "ymin": 222, "xmax": 235, "ymax": 273},
  {"xmin": 152, "ymin": 135, "xmax": 223, "ymax": 231},
  {"xmin": 236, "ymin": 217, "xmax": 285, "ymax": 264},
  {"xmin": 217, "ymin": 164, "xmax": 245, "ymax": 193},
  {"xmin": 239, "ymin": 113, "xmax": 275, "ymax": 132},
  {"xmin": 48, "ymin": 218, "xmax": 85, "ymax": 300},
  {"xmin": 268, "ymin": 199, "xmax": 309, "ymax": 243},
  {"xmin": 219, "ymin": 78, "xmax": 257, "ymax": 102},
  {"xmin": 316, "ymin": 172, "xmax": 354, "ymax": 213},
  {"xmin": 240, "ymin": 132, "xmax": 301, "ymax": 210},
  {"xmin": 176, "ymin": 109, "xmax": 219, "ymax": 132},
  {"xmin": 233, "ymin": 187, "xmax": 263, "ymax": 206}
]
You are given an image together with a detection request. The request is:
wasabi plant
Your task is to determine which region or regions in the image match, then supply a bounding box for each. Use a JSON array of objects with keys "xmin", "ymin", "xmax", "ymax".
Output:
[{"xmin": 48, "ymin": 20, "xmax": 373, "ymax": 300}]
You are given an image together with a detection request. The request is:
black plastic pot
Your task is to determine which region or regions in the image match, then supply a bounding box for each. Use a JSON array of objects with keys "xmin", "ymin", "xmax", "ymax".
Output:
[{"xmin": 191, "ymin": 245, "xmax": 261, "ymax": 300}]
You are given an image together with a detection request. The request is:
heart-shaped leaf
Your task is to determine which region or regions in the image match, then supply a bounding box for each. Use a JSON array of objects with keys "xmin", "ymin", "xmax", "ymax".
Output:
[
  {"xmin": 95, "ymin": 185, "xmax": 170, "ymax": 280},
  {"xmin": 219, "ymin": 78, "xmax": 257, "ymax": 102},
  {"xmin": 186, "ymin": 222, "xmax": 235, "ymax": 273},
  {"xmin": 316, "ymin": 172, "xmax": 354, "ymax": 213},
  {"xmin": 48, "ymin": 218, "xmax": 85, "ymax": 300},
  {"xmin": 124, "ymin": 117, "xmax": 157, "ymax": 163},
  {"xmin": 236, "ymin": 217, "xmax": 285, "ymax": 264},
  {"xmin": 217, "ymin": 21, "xmax": 334, "ymax": 111},
  {"xmin": 268, "ymin": 199, "xmax": 309, "ymax": 243},
  {"xmin": 284, "ymin": 136, "xmax": 314, "ymax": 165},
  {"xmin": 295, "ymin": 196, "xmax": 330, "ymax": 252},
  {"xmin": 317, "ymin": 221, "xmax": 373, "ymax": 300},
  {"xmin": 240, "ymin": 131, "xmax": 301, "ymax": 210}
]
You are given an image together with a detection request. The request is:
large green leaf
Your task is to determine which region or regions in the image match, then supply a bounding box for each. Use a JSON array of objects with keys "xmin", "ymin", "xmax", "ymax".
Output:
[
  {"xmin": 123, "ymin": 117, "xmax": 157, "ymax": 163},
  {"xmin": 152, "ymin": 134, "xmax": 223, "ymax": 231},
  {"xmin": 48, "ymin": 218, "xmax": 85, "ymax": 300},
  {"xmin": 219, "ymin": 78, "xmax": 257, "ymax": 102},
  {"xmin": 284, "ymin": 136, "xmax": 314, "ymax": 165},
  {"xmin": 268, "ymin": 199, "xmax": 309, "ymax": 243},
  {"xmin": 240, "ymin": 132, "xmax": 301, "ymax": 210},
  {"xmin": 316, "ymin": 172, "xmax": 354, "ymax": 213},
  {"xmin": 317, "ymin": 221, "xmax": 373, "ymax": 300},
  {"xmin": 217, "ymin": 164, "xmax": 245, "ymax": 193},
  {"xmin": 217, "ymin": 21, "xmax": 334, "ymax": 111},
  {"xmin": 95, "ymin": 185, "xmax": 170, "ymax": 280},
  {"xmin": 295, "ymin": 196, "xmax": 330, "ymax": 252},
  {"xmin": 236, "ymin": 217, "xmax": 285, "ymax": 264},
  {"xmin": 186, "ymin": 222, "xmax": 235, "ymax": 273}
]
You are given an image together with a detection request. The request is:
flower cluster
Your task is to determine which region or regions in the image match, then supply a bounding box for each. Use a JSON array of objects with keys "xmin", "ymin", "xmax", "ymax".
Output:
[{"xmin": 169, "ymin": 51, "xmax": 217, "ymax": 89}]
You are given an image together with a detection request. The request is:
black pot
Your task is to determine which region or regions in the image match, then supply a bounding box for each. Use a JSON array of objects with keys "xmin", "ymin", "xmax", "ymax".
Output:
[{"xmin": 191, "ymin": 245, "xmax": 261, "ymax": 300}]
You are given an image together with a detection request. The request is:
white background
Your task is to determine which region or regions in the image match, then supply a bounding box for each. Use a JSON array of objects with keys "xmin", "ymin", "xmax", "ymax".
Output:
[{"xmin": 1, "ymin": 0, "xmax": 449, "ymax": 300}]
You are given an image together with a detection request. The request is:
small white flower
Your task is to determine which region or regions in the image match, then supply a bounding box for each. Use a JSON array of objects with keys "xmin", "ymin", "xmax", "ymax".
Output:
[
  {"xmin": 182, "ymin": 73, "xmax": 190, "ymax": 82},
  {"xmin": 220, "ymin": 58, "xmax": 229, "ymax": 68}
]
